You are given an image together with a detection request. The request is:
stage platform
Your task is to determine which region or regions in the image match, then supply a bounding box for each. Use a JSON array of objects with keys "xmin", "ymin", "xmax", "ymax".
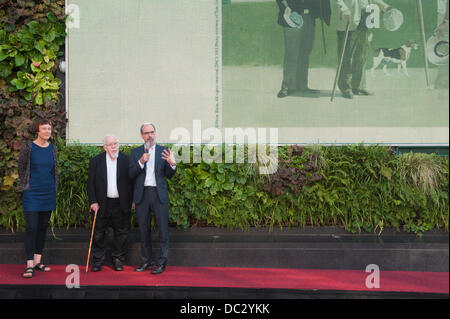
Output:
[
  {"xmin": 0, "ymin": 264, "xmax": 448, "ymax": 299},
  {"xmin": 0, "ymin": 227, "xmax": 448, "ymax": 299}
]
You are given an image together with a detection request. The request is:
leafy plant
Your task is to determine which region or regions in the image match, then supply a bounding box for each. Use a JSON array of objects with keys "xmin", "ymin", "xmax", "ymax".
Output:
[
  {"xmin": 0, "ymin": 11, "xmax": 65, "ymax": 105},
  {"xmin": 398, "ymin": 152, "xmax": 444, "ymax": 195}
]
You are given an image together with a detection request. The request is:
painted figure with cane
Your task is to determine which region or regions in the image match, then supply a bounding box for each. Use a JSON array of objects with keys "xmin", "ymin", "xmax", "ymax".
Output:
[
  {"xmin": 87, "ymin": 134, "xmax": 133, "ymax": 272},
  {"xmin": 333, "ymin": 0, "xmax": 393, "ymax": 99},
  {"xmin": 18, "ymin": 118, "xmax": 58, "ymax": 278}
]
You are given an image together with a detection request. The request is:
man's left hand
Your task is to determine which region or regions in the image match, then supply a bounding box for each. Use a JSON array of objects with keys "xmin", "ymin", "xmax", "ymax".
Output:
[{"xmin": 162, "ymin": 148, "xmax": 176, "ymax": 167}]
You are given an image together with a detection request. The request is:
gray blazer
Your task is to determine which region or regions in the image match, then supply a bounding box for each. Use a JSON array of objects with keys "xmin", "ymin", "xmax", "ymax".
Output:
[{"xmin": 18, "ymin": 141, "xmax": 58, "ymax": 191}]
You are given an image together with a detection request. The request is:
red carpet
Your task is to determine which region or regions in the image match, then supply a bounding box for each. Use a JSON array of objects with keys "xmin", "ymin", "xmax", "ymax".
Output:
[{"xmin": 0, "ymin": 264, "xmax": 448, "ymax": 294}]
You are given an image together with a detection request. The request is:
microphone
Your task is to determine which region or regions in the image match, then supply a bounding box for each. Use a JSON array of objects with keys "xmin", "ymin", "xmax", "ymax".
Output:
[{"xmin": 144, "ymin": 141, "xmax": 151, "ymax": 153}]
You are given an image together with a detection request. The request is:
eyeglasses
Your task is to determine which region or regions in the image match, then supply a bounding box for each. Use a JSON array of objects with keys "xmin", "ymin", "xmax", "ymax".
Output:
[
  {"xmin": 142, "ymin": 131, "xmax": 155, "ymax": 135},
  {"xmin": 105, "ymin": 142, "xmax": 119, "ymax": 147}
]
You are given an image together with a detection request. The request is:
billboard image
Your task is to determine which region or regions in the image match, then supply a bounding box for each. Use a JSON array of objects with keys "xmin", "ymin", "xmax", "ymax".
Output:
[
  {"xmin": 222, "ymin": 0, "xmax": 448, "ymax": 145},
  {"xmin": 66, "ymin": 0, "xmax": 449, "ymax": 145}
]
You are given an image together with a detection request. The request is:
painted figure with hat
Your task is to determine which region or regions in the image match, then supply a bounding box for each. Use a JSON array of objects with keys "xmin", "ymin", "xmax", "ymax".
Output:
[{"xmin": 277, "ymin": 0, "xmax": 331, "ymax": 98}]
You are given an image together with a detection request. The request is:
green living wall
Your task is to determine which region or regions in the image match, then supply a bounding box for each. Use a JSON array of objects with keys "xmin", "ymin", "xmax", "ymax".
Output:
[{"xmin": 1, "ymin": 141, "xmax": 448, "ymax": 235}]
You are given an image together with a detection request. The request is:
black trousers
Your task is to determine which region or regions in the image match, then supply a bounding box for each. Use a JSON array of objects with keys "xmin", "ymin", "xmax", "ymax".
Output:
[
  {"xmin": 281, "ymin": 14, "xmax": 316, "ymax": 91},
  {"xmin": 92, "ymin": 198, "xmax": 130, "ymax": 265},
  {"xmin": 24, "ymin": 211, "xmax": 52, "ymax": 261},
  {"xmin": 135, "ymin": 187, "xmax": 169, "ymax": 266},
  {"xmin": 337, "ymin": 14, "xmax": 369, "ymax": 93}
]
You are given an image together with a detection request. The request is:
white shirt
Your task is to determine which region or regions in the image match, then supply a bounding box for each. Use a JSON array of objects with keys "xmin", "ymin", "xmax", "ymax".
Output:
[
  {"xmin": 141, "ymin": 145, "xmax": 157, "ymax": 186},
  {"xmin": 106, "ymin": 153, "xmax": 119, "ymax": 198},
  {"xmin": 138, "ymin": 145, "xmax": 176, "ymax": 186}
]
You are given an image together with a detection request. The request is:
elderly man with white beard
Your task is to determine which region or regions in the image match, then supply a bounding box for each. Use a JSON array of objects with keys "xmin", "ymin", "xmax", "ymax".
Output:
[{"xmin": 87, "ymin": 134, "xmax": 133, "ymax": 272}]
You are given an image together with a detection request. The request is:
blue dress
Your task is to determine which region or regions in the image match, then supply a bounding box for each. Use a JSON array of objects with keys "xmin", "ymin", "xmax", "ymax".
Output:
[{"xmin": 22, "ymin": 143, "xmax": 56, "ymax": 212}]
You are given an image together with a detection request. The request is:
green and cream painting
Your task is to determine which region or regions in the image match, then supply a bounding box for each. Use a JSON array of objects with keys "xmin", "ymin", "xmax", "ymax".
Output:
[{"xmin": 66, "ymin": 0, "xmax": 448, "ymax": 145}]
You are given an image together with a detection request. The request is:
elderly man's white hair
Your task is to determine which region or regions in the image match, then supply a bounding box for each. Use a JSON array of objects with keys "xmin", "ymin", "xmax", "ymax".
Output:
[{"xmin": 103, "ymin": 134, "xmax": 118, "ymax": 145}]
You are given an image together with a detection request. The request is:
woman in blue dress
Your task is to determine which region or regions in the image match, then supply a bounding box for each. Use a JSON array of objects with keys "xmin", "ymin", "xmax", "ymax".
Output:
[{"xmin": 18, "ymin": 118, "xmax": 58, "ymax": 278}]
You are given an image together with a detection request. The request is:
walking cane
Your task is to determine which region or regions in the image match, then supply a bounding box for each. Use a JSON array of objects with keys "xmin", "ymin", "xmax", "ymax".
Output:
[
  {"xmin": 321, "ymin": 19, "xmax": 327, "ymax": 55},
  {"xmin": 331, "ymin": 21, "xmax": 350, "ymax": 102},
  {"xmin": 320, "ymin": 0, "xmax": 327, "ymax": 55},
  {"xmin": 85, "ymin": 207, "xmax": 98, "ymax": 274},
  {"xmin": 416, "ymin": 0, "xmax": 431, "ymax": 87}
]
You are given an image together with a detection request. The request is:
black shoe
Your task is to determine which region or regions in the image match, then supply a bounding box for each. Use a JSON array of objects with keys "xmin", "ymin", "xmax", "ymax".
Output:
[
  {"xmin": 352, "ymin": 89, "xmax": 373, "ymax": 96},
  {"xmin": 113, "ymin": 259, "xmax": 124, "ymax": 271},
  {"xmin": 92, "ymin": 264, "xmax": 103, "ymax": 272},
  {"xmin": 342, "ymin": 91, "xmax": 354, "ymax": 99},
  {"xmin": 135, "ymin": 262, "xmax": 156, "ymax": 272},
  {"xmin": 277, "ymin": 88, "xmax": 289, "ymax": 98},
  {"xmin": 151, "ymin": 264, "xmax": 166, "ymax": 275}
]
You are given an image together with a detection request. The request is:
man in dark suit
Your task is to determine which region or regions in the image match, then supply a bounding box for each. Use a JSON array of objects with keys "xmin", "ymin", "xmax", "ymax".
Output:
[
  {"xmin": 277, "ymin": 0, "xmax": 331, "ymax": 98},
  {"xmin": 87, "ymin": 134, "xmax": 132, "ymax": 272},
  {"xmin": 129, "ymin": 123, "xmax": 177, "ymax": 274}
]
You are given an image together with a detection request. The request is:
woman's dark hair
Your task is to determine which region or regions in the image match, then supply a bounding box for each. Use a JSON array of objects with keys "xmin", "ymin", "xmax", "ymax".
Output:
[{"xmin": 33, "ymin": 118, "xmax": 52, "ymax": 133}]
